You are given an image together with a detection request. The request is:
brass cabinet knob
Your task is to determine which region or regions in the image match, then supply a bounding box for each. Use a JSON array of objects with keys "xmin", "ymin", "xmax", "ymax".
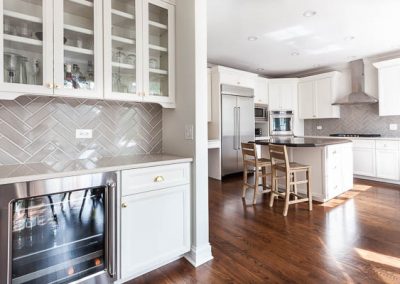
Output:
[
  {"xmin": 122, "ymin": 203, "xmax": 128, "ymax": 208},
  {"xmin": 47, "ymin": 83, "xmax": 54, "ymax": 89},
  {"xmin": 154, "ymin": 176, "xmax": 165, "ymax": 183},
  {"xmin": 55, "ymin": 84, "xmax": 61, "ymax": 89}
]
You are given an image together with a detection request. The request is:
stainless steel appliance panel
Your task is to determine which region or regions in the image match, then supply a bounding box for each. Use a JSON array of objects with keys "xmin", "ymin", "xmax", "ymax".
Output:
[
  {"xmin": 269, "ymin": 110, "xmax": 294, "ymax": 136},
  {"xmin": 222, "ymin": 95, "xmax": 239, "ymax": 176},
  {"xmin": 0, "ymin": 172, "xmax": 117, "ymax": 284},
  {"xmin": 221, "ymin": 84, "xmax": 255, "ymax": 176}
]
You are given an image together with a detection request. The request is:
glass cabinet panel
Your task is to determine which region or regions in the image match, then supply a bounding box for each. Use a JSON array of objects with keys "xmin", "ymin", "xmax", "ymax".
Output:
[
  {"xmin": 146, "ymin": 1, "xmax": 170, "ymax": 98},
  {"xmin": 1, "ymin": 0, "xmax": 52, "ymax": 93},
  {"xmin": 62, "ymin": 0, "xmax": 95, "ymax": 91},
  {"xmin": 11, "ymin": 187, "xmax": 105, "ymax": 283},
  {"xmin": 112, "ymin": 0, "xmax": 138, "ymax": 94}
]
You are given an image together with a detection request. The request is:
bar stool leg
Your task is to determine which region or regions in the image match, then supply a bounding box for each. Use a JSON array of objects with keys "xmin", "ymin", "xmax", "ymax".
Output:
[
  {"xmin": 283, "ymin": 175, "xmax": 290, "ymax": 216},
  {"xmin": 242, "ymin": 165, "xmax": 248, "ymax": 198},
  {"xmin": 253, "ymin": 168, "xmax": 259, "ymax": 204},
  {"xmin": 307, "ymin": 168, "xmax": 313, "ymax": 211},
  {"xmin": 293, "ymin": 172, "xmax": 298, "ymax": 200},
  {"xmin": 261, "ymin": 166, "xmax": 267, "ymax": 191},
  {"xmin": 269, "ymin": 168, "xmax": 276, "ymax": 207}
]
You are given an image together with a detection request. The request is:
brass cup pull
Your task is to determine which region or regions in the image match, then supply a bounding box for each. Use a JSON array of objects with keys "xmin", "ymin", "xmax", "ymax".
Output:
[
  {"xmin": 121, "ymin": 203, "xmax": 128, "ymax": 208},
  {"xmin": 55, "ymin": 84, "xmax": 61, "ymax": 89},
  {"xmin": 154, "ymin": 176, "xmax": 165, "ymax": 183}
]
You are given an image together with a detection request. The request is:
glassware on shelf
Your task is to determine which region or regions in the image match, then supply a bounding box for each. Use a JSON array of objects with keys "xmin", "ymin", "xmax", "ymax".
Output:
[
  {"xmin": 72, "ymin": 64, "xmax": 85, "ymax": 89},
  {"xmin": 29, "ymin": 59, "xmax": 41, "ymax": 85},
  {"xmin": 126, "ymin": 53, "xmax": 136, "ymax": 66},
  {"xmin": 4, "ymin": 18, "xmax": 15, "ymax": 35},
  {"xmin": 128, "ymin": 80, "xmax": 136, "ymax": 93},
  {"xmin": 4, "ymin": 52, "xmax": 20, "ymax": 83},
  {"xmin": 86, "ymin": 61, "xmax": 95, "ymax": 90},
  {"xmin": 149, "ymin": 58, "xmax": 158, "ymax": 69},
  {"xmin": 19, "ymin": 57, "xmax": 28, "ymax": 84},
  {"xmin": 64, "ymin": 64, "xmax": 73, "ymax": 89},
  {"xmin": 112, "ymin": 72, "xmax": 127, "ymax": 93},
  {"xmin": 17, "ymin": 22, "xmax": 32, "ymax": 38},
  {"xmin": 112, "ymin": 47, "xmax": 126, "ymax": 63}
]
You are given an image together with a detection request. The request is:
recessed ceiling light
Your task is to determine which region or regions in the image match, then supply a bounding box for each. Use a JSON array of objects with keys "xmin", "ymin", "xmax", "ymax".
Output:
[
  {"xmin": 291, "ymin": 51, "xmax": 300, "ymax": 56},
  {"xmin": 247, "ymin": 36, "xmax": 258, "ymax": 41},
  {"xmin": 344, "ymin": 36, "xmax": 355, "ymax": 41},
  {"xmin": 256, "ymin": 68, "xmax": 264, "ymax": 71},
  {"xmin": 313, "ymin": 64, "xmax": 321, "ymax": 68},
  {"xmin": 303, "ymin": 10, "xmax": 317, "ymax": 17}
]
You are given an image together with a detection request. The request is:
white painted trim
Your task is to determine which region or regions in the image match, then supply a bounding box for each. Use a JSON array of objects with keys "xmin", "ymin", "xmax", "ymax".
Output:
[
  {"xmin": 354, "ymin": 175, "xmax": 400, "ymax": 185},
  {"xmin": 184, "ymin": 244, "xmax": 213, "ymax": 267},
  {"xmin": 373, "ymin": 57, "xmax": 400, "ymax": 69}
]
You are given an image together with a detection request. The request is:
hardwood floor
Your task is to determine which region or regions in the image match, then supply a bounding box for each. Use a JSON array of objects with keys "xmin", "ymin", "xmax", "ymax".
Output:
[{"xmin": 128, "ymin": 175, "xmax": 400, "ymax": 283}]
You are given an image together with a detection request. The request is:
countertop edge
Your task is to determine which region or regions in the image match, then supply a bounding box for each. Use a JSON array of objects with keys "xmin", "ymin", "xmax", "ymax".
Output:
[{"xmin": 0, "ymin": 156, "xmax": 193, "ymax": 185}]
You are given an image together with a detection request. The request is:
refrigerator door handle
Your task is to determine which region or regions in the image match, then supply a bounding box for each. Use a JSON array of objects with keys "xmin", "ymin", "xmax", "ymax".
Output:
[
  {"xmin": 237, "ymin": 107, "xmax": 241, "ymax": 150},
  {"xmin": 233, "ymin": 107, "xmax": 237, "ymax": 150}
]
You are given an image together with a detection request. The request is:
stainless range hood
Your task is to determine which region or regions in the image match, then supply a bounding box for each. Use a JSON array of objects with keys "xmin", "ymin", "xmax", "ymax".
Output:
[{"xmin": 332, "ymin": 59, "xmax": 378, "ymax": 105}]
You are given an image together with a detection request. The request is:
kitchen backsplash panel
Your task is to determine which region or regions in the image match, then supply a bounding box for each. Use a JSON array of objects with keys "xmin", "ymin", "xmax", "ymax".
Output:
[
  {"xmin": 304, "ymin": 104, "xmax": 400, "ymax": 137},
  {"xmin": 0, "ymin": 96, "xmax": 162, "ymax": 165}
]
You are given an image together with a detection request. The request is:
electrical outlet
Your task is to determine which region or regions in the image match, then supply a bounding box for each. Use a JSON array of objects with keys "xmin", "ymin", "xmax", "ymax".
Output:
[
  {"xmin": 76, "ymin": 129, "xmax": 93, "ymax": 139},
  {"xmin": 184, "ymin": 124, "xmax": 194, "ymax": 140},
  {"xmin": 317, "ymin": 125, "xmax": 323, "ymax": 130},
  {"xmin": 390, "ymin": 124, "xmax": 398, "ymax": 131}
]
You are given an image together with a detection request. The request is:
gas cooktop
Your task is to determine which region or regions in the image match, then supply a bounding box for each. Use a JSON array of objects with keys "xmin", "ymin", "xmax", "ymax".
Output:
[{"xmin": 330, "ymin": 133, "xmax": 382, "ymax": 138}]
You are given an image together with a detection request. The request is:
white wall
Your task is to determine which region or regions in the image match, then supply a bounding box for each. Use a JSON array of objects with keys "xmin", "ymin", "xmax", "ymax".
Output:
[{"xmin": 162, "ymin": 0, "xmax": 212, "ymax": 267}]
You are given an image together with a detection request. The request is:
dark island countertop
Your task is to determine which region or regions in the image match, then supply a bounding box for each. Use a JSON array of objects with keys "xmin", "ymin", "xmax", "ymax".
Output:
[{"xmin": 253, "ymin": 137, "xmax": 352, "ymax": 147}]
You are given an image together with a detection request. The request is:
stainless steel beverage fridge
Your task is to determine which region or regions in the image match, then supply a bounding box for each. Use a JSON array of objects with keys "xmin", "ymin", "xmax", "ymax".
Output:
[{"xmin": 0, "ymin": 172, "xmax": 117, "ymax": 284}]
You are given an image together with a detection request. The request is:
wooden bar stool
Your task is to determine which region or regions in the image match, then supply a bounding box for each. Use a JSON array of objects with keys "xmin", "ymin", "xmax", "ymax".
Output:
[
  {"xmin": 269, "ymin": 144, "xmax": 312, "ymax": 216},
  {"xmin": 241, "ymin": 143, "xmax": 271, "ymax": 204}
]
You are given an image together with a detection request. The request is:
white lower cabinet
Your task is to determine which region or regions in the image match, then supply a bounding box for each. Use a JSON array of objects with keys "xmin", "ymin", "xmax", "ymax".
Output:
[
  {"xmin": 376, "ymin": 149, "xmax": 399, "ymax": 180},
  {"xmin": 353, "ymin": 147, "xmax": 376, "ymax": 177},
  {"xmin": 120, "ymin": 163, "xmax": 191, "ymax": 280}
]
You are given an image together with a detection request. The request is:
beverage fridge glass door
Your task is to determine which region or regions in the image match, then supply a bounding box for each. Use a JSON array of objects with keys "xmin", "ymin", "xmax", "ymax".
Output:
[
  {"xmin": 12, "ymin": 188, "xmax": 106, "ymax": 283},
  {"xmin": 0, "ymin": 172, "xmax": 117, "ymax": 284},
  {"xmin": 221, "ymin": 94, "xmax": 239, "ymax": 176}
]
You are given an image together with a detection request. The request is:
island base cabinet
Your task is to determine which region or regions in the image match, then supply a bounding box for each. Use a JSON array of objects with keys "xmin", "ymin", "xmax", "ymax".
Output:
[{"xmin": 120, "ymin": 184, "xmax": 190, "ymax": 280}]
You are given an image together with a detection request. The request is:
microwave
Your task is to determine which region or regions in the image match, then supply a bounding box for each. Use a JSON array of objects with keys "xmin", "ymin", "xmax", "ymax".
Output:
[{"xmin": 255, "ymin": 104, "xmax": 268, "ymax": 121}]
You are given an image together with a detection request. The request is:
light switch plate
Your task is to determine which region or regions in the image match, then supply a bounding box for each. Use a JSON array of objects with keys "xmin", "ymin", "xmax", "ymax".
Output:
[
  {"xmin": 184, "ymin": 124, "xmax": 194, "ymax": 140},
  {"xmin": 317, "ymin": 125, "xmax": 323, "ymax": 130},
  {"xmin": 390, "ymin": 124, "xmax": 398, "ymax": 131},
  {"xmin": 76, "ymin": 129, "xmax": 93, "ymax": 139}
]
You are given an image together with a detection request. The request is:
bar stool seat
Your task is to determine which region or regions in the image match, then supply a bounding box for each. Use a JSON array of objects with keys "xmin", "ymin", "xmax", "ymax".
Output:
[
  {"xmin": 269, "ymin": 144, "xmax": 312, "ymax": 216},
  {"xmin": 241, "ymin": 143, "xmax": 272, "ymax": 204}
]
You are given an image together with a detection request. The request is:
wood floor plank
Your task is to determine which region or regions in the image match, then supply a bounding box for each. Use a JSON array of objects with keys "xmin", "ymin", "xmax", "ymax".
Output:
[{"xmin": 127, "ymin": 176, "xmax": 400, "ymax": 283}]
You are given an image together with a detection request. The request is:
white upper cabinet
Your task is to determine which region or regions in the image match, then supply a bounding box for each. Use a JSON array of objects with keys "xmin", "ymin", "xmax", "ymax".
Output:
[
  {"xmin": 298, "ymin": 71, "xmax": 340, "ymax": 119},
  {"xmin": 268, "ymin": 78, "xmax": 298, "ymax": 110},
  {"xmin": 0, "ymin": 0, "xmax": 54, "ymax": 97},
  {"xmin": 373, "ymin": 58, "xmax": 400, "ymax": 116},
  {"xmin": 217, "ymin": 66, "xmax": 256, "ymax": 89},
  {"xmin": 0, "ymin": 0, "xmax": 176, "ymax": 107},
  {"xmin": 254, "ymin": 77, "xmax": 268, "ymax": 105}
]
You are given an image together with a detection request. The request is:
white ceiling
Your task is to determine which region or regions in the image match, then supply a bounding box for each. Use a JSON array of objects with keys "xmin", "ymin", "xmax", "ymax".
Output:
[{"xmin": 207, "ymin": 0, "xmax": 400, "ymax": 76}]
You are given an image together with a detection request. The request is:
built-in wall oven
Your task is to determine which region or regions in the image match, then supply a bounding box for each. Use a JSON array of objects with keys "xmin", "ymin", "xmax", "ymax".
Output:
[
  {"xmin": 0, "ymin": 172, "xmax": 117, "ymax": 284},
  {"xmin": 269, "ymin": 110, "xmax": 294, "ymax": 136}
]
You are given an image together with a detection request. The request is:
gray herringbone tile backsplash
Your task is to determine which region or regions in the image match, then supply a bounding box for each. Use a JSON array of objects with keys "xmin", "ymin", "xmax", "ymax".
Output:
[
  {"xmin": 304, "ymin": 104, "xmax": 400, "ymax": 137},
  {"xmin": 0, "ymin": 96, "xmax": 162, "ymax": 165}
]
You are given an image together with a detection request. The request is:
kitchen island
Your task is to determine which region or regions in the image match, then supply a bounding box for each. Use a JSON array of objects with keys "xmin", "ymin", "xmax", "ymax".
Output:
[{"xmin": 253, "ymin": 137, "xmax": 353, "ymax": 202}]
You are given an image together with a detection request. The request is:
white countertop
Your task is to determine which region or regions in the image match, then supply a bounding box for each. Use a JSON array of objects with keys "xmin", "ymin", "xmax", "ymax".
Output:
[{"xmin": 0, "ymin": 154, "xmax": 193, "ymax": 185}]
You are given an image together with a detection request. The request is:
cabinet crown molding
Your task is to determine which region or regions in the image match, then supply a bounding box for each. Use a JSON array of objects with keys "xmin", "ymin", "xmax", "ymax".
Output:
[{"xmin": 373, "ymin": 57, "xmax": 400, "ymax": 69}]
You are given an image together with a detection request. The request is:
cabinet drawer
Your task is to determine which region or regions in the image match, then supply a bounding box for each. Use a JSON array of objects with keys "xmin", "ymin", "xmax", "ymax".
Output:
[
  {"xmin": 122, "ymin": 163, "xmax": 190, "ymax": 196},
  {"xmin": 375, "ymin": 140, "xmax": 399, "ymax": 150},
  {"xmin": 352, "ymin": 139, "xmax": 375, "ymax": 149}
]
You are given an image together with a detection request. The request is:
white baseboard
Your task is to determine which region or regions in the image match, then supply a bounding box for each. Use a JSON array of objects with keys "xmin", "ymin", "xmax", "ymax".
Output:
[
  {"xmin": 184, "ymin": 243, "xmax": 213, "ymax": 267},
  {"xmin": 354, "ymin": 175, "xmax": 400, "ymax": 185}
]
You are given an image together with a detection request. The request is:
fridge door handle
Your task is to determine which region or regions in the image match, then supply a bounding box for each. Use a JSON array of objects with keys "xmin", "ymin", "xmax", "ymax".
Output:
[
  {"xmin": 233, "ymin": 107, "xmax": 237, "ymax": 150},
  {"xmin": 105, "ymin": 182, "xmax": 116, "ymax": 278},
  {"xmin": 237, "ymin": 107, "xmax": 241, "ymax": 149}
]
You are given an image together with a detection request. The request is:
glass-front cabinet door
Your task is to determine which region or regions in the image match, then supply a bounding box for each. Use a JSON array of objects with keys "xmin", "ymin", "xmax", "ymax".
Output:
[
  {"xmin": 143, "ymin": 0, "xmax": 175, "ymax": 107},
  {"xmin": 53, "ymin": 0, "xmax": 103, "ymax": 99},
  {"xmin": 104, "ymin": 0, "xmax": 143, "ymax": 101},
  {"xmin": 0, "ymin": 0, "xmax": 53, "ymax": 96}
]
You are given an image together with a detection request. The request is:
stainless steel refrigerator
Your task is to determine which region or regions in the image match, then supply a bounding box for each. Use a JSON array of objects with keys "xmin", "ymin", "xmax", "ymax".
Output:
[{"xmin": 221, "ymin": 84, "xmax": 255, "ymax": 176}]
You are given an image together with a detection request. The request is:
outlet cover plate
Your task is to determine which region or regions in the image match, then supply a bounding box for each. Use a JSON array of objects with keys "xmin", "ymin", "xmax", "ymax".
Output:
[
  {"xmin": 390, "ymin": 124, "xmax": 398, "ymax": 131},
  {"xmin": 185, "ymin": 124, "xmax": 194, "ymax": 140},
  {"xmin": 76, "ymin": 129, "xmax": 93, "ymax": 139}
]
